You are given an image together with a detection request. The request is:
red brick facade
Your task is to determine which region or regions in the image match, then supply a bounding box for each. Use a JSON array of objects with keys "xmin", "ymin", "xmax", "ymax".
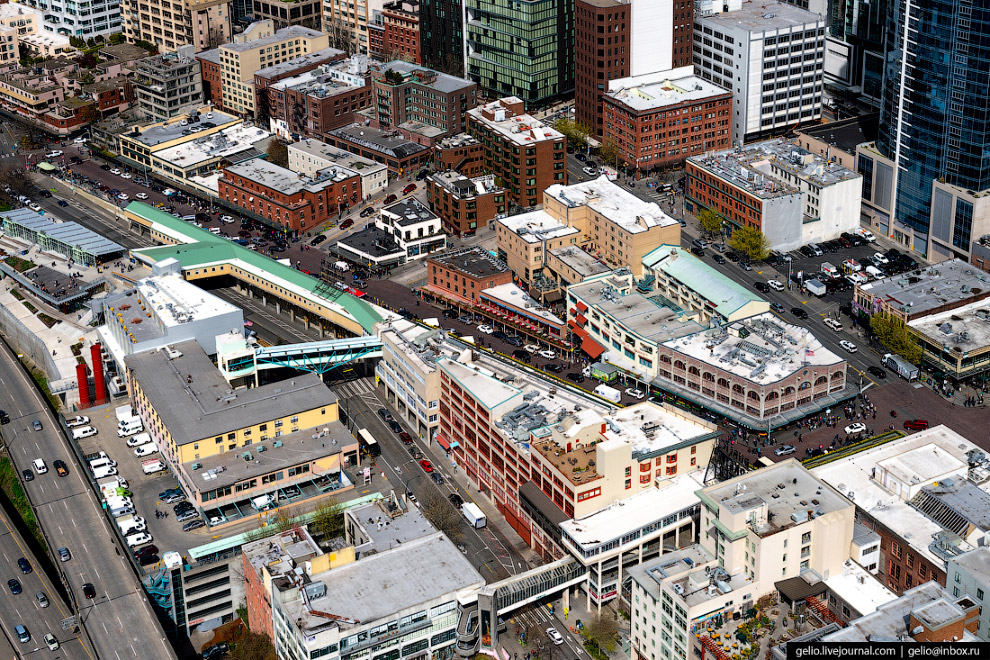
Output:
[
  {"xmin": 426, "ymin": 176, "xmax": 506, "ymax": 236},
  {"xmin": 268, "ymin": 81, "xmax": 372, "ymax": 138},
  {"xmin": 382, "ymin": 0, "xmax": 421, "ymax": 64},
  {"xmin": 241, "ymin": 553, "xmax": 273, "ymax": 639},
  {"xmin": 253, "ymin": 49, "xmax": 348, "ymax": 123},
  {"xmin": 432, "ymin": 140, "xmax": 485, "ymax": 176},
  {"xmin": 425, "ymin": 252, "xmax": 513, "ymax": 303},
  {"xmin": 686, "ymin": 159, "xmax": 768, "ymax": 231},
  {"xmin": 603, "ymin": 89, "xmax": 731, "ymax": 171},
  {"xmin": 575, "ymin": 0, "xmax": 628, "ymax": 138},
  {"xmin": 198, "ymin": 56, "xmax": 223, "ymax": 109},
  {"xmin": 671, "ymin": 0, "xmax": 693, "ymax": 68}
]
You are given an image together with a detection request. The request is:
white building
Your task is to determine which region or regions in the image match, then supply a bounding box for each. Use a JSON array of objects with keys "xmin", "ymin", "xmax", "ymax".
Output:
[
  {"xmin": 693, "ymin": 0, "xmax": 824, "ymax": 143},
  {"xmin": 948, "ymin": 547, "xmax": 990, "ymax": 641},
  {"xmin": 288, "ymin": 137, "xmax": 388, "ymax": 200},
  {"xmin": 377, "ymin": 198, "xmax": 446, "ymax": 260},
  {"xmin": 14, "ymin": 0, "xmax": 121, "ymax": 38}
]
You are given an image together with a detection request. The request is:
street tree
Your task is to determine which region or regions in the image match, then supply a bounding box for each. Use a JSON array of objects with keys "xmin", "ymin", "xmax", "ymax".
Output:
[
  {"xmin": 697, "ymin": 208, "xmax": 725, "ymax": 238},
  {"xmin": 728, "ymin": 225, "xmax": 771, "ymax": 261},
  {"xmin": 553, "ymin": 118, "xmax": 591, "ymax": 149},
  {"xmin": 229, "ymin": 630, "xmax": 277, "ymax": 660},
  {"xmin": 420, "ymin": 488, "xmax": 463, "ymax": 543},
  {"xmin": 310, "ymin": 496, "xmax": 345, "ymax": 543},
  {"xmin": 324, "ymin": 18, "xmax": 358, "ymax": 54},
  {"xmin": 266, "ymin": 139, "xmax": 289, "ymax": 168},
  {"xmin": 583, "ymin": 613, "xmax": 620, "ymax": 654},
  {"xmin": 869, "ymin": 312, "xmax": 924, "ymax": 364},
  {"xmin": 597, "ymin": 139, "xmax": 622, "ymax": 168}
]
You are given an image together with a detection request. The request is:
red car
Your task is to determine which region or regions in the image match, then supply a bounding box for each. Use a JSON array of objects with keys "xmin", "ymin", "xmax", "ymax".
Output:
[
  {"xmin": 903, "ymin": 419, "xmax": 930, "ymax": 431},
  {"xmin": 402, "ymin": 183, "xmax": 417, "ymax": 194},
  {"xmin": 419, "ymin": 459, "xmax": 433, "ymax": 473},
  {"xmin": 399, "ymin": 432, "xmax": 413, "ymax": 445},
  {"xmin": 340, "ymin": 218, "xmax": 354, "ymax": 230},
  {"xmin": 384, "ymin": 194, "xmax": 397, "ymax": 204}
]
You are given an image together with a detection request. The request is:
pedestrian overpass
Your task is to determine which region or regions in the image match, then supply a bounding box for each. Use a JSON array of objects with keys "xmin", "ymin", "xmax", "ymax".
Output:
[
  {"xmin": 456, "ymin": 557, "xmax": 588, "ymax": 656},
  {"xmin": 218, "ymin": 335, "xmax": 383, "ymax": 382}
]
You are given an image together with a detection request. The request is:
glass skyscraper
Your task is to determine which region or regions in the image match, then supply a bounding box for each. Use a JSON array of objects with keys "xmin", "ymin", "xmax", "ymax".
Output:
[{"xmin": 876, "ymin": 0, "xmax": 990, "ymax": 237}]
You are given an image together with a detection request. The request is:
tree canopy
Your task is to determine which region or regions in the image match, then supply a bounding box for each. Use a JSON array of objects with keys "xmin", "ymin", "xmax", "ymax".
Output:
[
  {"xmin": 697, "ymin": 208, "xmax": 725, "ymax": 237},
  {"xmin": 870, "ymin": 312, "xmax": 924, "ymax": 364},
  {"xmin": 728, "ymin": 225, "xmax": 771, "ymax": 261}
]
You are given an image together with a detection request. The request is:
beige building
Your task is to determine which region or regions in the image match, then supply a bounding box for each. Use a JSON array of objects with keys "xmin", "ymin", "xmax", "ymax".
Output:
[
  {"xmin": 375, "ymin": 318, "xmax": 442, "ymax": 439},
  {"xmin": 217, "ymin": 21, "xmax": 329, "ymax": 116},
  {"xmin": 123, "ymin": 0, "xmax": 232, "ymax": 53},
  {"xmin": 323, "ymin": 0, "xmax": 382, "ymax": 54},
  {"xmin": 0, "ymin": 4, "xmax": 36, "ymax": 37},
  {"xmin": 496, "ymin": 175, "xmax": 681, "ymax": 284}
]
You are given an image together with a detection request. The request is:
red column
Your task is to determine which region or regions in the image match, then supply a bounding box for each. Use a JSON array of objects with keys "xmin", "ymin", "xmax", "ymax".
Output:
[
  {"xmin": 90, "ymin": 343, "xmax": 106, "ymax": 405},
  {"xmin": 76, "ymin": 363, "xmax": 91, "ymax": 409}
]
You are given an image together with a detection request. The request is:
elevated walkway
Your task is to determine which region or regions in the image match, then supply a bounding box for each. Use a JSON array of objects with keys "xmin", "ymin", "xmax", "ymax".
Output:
[{"xmin": 218, "ymin": 335, "xmax": 383, "ymax": 379}]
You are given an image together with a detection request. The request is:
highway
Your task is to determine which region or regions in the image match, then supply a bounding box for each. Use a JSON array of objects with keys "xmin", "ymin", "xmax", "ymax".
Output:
[{"xmin": 0, "ymin": 341, "xmax": 175, "ymax": 660}]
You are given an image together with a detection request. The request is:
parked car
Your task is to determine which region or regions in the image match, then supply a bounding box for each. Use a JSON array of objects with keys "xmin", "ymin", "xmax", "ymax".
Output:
[
  {"xmin": 512, "ymin": 349, "xmax": 530, "ymax": 361},
  {"xmin": 419, "ymin": 459, "xmax": 434, "ymax": 473},
  {"xmin": 399, "ymin": 432, "xmax": 413, "ymax": 445},
  {"xmin": 377, "ymin": 407, "xmax": 393, "ymax": 423},
  {"xmin": 624, "ymin": 388, "xmax": 645, "ymax": 399},
  {"xmin": 388, "ymin": 420, "xmax": 402, "ymax": 433},
  {"xmin": 545, "ymin": 363, "xmax": 563, "ymax": 373},
  {"xmin": 176, "ymin": 510, "xmax": 200, "ymax": 522},
  {"xmin": 182, "ymin": 520, "xmax": 206, "ymax": 532},
  {"xmin": 867, "ymin": 366, "xmax": 887, "ymax": 379},
  {"xmin": 65, "ymin": 415, "xmax": 89, "ymax": 427},
  {"xmin": 402, "ymin": 183, "xmax": 417, "ymax": 194},
  {"xmin": 477, "ymin": 324, "xmax": 494, "ymax": 334},
  {"xmin": 538, "ymin": 350, "xmax": 557, "ymax": 360},
  {"xmin": 566, "ymin": 372, "xmax": 585, "ymax": 383}
]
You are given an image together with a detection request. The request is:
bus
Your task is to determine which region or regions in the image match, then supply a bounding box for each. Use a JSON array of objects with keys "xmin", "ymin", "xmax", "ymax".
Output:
[{"xmin": 357, "ymin": 428, "xmax": 380, "ymax": 457}]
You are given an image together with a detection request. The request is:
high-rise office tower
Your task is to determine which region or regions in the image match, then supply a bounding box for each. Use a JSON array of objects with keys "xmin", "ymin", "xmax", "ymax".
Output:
[
  {"xmin": 418, "ymin": 0, "xmax": 462, "ymax": 73},
  {"xmin": 823, "ymin": 0, "xmax": 887, "ymax": 104}
]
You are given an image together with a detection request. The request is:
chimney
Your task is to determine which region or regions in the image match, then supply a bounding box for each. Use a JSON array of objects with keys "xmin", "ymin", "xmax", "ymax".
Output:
[
  {"xmin": 90, "ymin": 343, "xmax": 106, "ymax": 405},
  {"xmin": 76, "ymin": 362, "xmax": 91, "ymax": 409}
]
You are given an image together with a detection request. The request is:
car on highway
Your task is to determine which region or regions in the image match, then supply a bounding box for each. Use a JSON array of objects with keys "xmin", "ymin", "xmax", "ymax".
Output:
[
  {"xmin": 790, "ymin": 307, "xmax": 809, "ymax": 320},
  {"xmin": 339, "ymin": 218, "xmax": 354, "ymax": 230},
  {"xmin": 182, "ymin": 519, "xmax": 206, "ymax": 532},
  {"xmin": 538, "ymin": 349, "xmax": 557, "ymax": 360},
  {"xmin": 17, "ymin": 558, "xmax": 31, "ymax": 574},
  {"xmin": 53, "ymin": 459, "xmax": 67, "ymax": 477},
  {"xmin": 419, "ymin": 459, "xmax": 434, "ymax": 473},
  {"xmin": 44, "ymin": 633, "xmax": 59, "ymax": 651},
  {"xmin": 624, "ymin": 388, "xmax": 645, "ymax": 399},
  {"xmin": 868, "ymin": 366, "xmax": 887, "ymax": 379},
  {"xmin": 36, "ymin": 591, "xmax": 49, "ymax": 608},
  {"xmin": 57, "ymin": 547, "xmax": 70, "ymax": 562},
  {"xmin": 14, "ymin": 625, "xmax": 29, "ymax": 644},
  {"xmin": 136, "ymin": 192, "xmax": 148, "ymax": 199},
  {"xmin": 82, "ymin": 583, "xmax": 96, "ymax": 599},
  {"xmin": 477, "ymin": 324, "xmax": 494, "ymax": 334},
  {"xmin": 839, "ymin": 340, "xmax": 857, "ymax": 353},
  {"xmin": 7, "ymin": 578, "xmax": 21, "ymax": 594},
  {"xmin": 360, "ymin": 206, "xmax": 376, "ymax": 217},
  {"xmin": 66, "ymin": 415, "xmax": 89, "ymax": 427},
  {"xmin": 546, "ymin": 628, "xmax": 564, "ymax": 645},
  {"xmin": 21, "ymin": 469, "xmax": 33, "ymax": 482},
  {"xmin": 844, "ymin": 422, "xmax": 867, "ymax": 435},
  {"xmin": 774, "ymin": 444, "xmax": 797, "ymax": 456},
  {"xmin": 904, "ymin": 419, "xmax": 930, "ymax": 431}
]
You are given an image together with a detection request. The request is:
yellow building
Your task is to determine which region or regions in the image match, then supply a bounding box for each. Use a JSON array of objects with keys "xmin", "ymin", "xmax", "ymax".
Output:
[
  {"xmin": 216, "ymin": 20, "xmax": 330, "ymax": 116},
  {"xmin": 123, "ymin": 0, "xmax": 232, "ymax": 53},
  {"xmin": 125, "ymin": 339, "xmax": 358, "ymax": 512}
]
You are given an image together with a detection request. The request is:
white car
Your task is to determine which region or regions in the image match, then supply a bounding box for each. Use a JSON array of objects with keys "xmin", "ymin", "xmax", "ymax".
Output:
[
  {"xmin": 546, "ymin": 628, "xmax": 564, "ymax": 645},
  {"xmin": 73, "ymin": 137, "xmax": 86, "ymax": 144},
  {"xmin": 65, "ymin": 415, "xmax": 89, "ymax": 428},
  {"xmin": 524, "ymin": 344, "xmax": 540, "ymax": 353},
  {"xmin": 839, "ymin": 340, "xmax": 857, "ymax": 353},
  {"xmin": 121, "ymin": 173, "xmax": 132, "ymax": 179},
  {"xmin": 45, "ymin": 150, "xmax": 62, "ymax": 158},
  {"xmin": 768, "ymin": 279, "xmax": 784, "ymax": 291},
  {"xmin": 220, "ymin": 215, "xmax": 234, "ymax": 223},
  {"xmin": 477, "ymin": 324, "xmax": 494, "ymax": 334},
  {"xmin": 110, "ymin": 168, "xmax": 121, "ymax": 175},
  {"xmin": 539, "ymin": 350, "xmax": 557, "ymax": 360},
  {"xmin": 873, "ymin": 252, "xmax": 889, "ymax": 264},
  {"xmin": 135, "ymin": 192, "xmax": 148, "ymax": 200},
  {"xmin": 208, "ymin": 515, "xmax": 227, "ymax": 526},
  {"xmin": 844, "ymin": 422, "xmax": 867, "ymax": 435},
  {"xmin": 126, "ymin": 435, "xmax": 151, "ymax": 447},
  {"xmin": 133, "ymin": 442, "xmax": 159, "ymax": 457},
  {"xmin": 624, "ymin": 388, "xmax": 645, "ymax": 399},
  {"xmin": 28, "ymin": 203, "xmax": 41, "ymax": 212},
  {"xmin": 125, "ymin": 532, "xmax": 153, "ymax": 548},
  {"xmin": 117, "ymin": 193, "xmax": 129, "ymax": 200}
]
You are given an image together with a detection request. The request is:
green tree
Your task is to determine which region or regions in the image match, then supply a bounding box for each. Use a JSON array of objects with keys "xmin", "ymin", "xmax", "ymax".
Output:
[
  {"xmin": 597, "ymin": 139, "xmax": 622, "ymax": 168},
  {"xmin": 869, "ymin": 312, "xmax": 924, "ymax": 364},
  {"xmin": 582, "ymin": 613, "xmax": 620, "ymax": 654},
  {"xmin": 310, "ymin": 496, "xmax": 345, "ymax": 542},
  {"xmin": 229, "ymin": 630, "xmax": 277, "ymax": 660},
  {"xmin": 697, "ymin": 208, "xmax": 725, "ymax": 238},
  {"xmin": 266, "ymin": 139, "xmax": 288, "ymax": 168},
  {"xmin": 553, "ymin": 118, "xmax": 591, "ymax": 149},
  {"xmin": 729, "ymin": 225, "xmax": 771, "ymax": 261},
  {"xmin": 109, "ymin": 33, "xmax": 125, "ymax": 45}
]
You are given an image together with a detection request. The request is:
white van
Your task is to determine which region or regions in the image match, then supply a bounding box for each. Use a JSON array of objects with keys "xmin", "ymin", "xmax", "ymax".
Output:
[
  {"xmin": 117, "ymin": 418, "xmax": 143, "ymax": 437},
  {"xmin": 93, "ymin": 466, "xmax": 118, "ymax": 479},
  {"xmin": 824, "ymin": 318, "xmax": 843, "ymax": 332},
  {"xmin": 89, "ymin": 458, "xmax": 116, "ymax": 472},
  {"xmin": 593, "ymin": 384, "xmax": 622, "ymax": 403},
  {"xmin": 865, "ymin": 265, "xmax": 883, "ymax": 280},
  {"xmin": 33, "ymin": 458, "xmax": 47, "ymax": 474},
  {"xmin": 72, "ymin": 426, "xmax": 98, "ymax": 440}
]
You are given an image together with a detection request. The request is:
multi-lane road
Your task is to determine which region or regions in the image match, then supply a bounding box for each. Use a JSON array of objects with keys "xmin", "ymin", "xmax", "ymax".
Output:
[{"xmin": 0, "ymin": 341, "xmax": 174, "ymax": 660}]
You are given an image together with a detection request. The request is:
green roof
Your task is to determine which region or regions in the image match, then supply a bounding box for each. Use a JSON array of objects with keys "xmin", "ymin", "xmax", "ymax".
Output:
[
  {"xmin": 642, "ymin": 244, "xmax": 765, "ymax": 319},
  {"xmin": 125, "ymin": 202, "xmax": 385, "ymax": 334}
]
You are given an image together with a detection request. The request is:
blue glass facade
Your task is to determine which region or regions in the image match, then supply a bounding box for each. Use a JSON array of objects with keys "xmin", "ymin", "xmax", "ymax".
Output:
[{"xmin": 876, "ymin": 0, "xmax": 990, "ymax": 237}]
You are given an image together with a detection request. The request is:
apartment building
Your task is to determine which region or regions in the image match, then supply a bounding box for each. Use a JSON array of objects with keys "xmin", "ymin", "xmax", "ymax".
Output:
[
  {"xmin": 685, "ymin": 140, "xmax": 861, "ymax": 251},
  {"xmin": 426, "ymin": 171, "xmax": 506, "ymax": 236},
  {"xmin": 219, "ymin": 157, "xmax": 361, "ymax": 234},
  {"xmin": 947, "ymin": 547, "xmax": 990, "ymax": 641},
  {"xmin": 122, "ymin": 0, "xmax": 232, "ymax": 52},
  {"xmin": 134, "ymin": 46, "xmax": 204, "ymax": 122},
  {"xmin": 17, "ymin": 0, "xmax": 122, "ymax": 38},
  {"xmin": 431, "ymin": 133, "xmax": 484, "ymax": 176},
  {"xmin": 602, "ymin": 68, "xmax": 731, "ymax": 171},
  {"xmin": 381, "ymin": 0, "xmax": 419, "ymax": 63},
  {"xmin": 125, "ymin": 339, "xmax": 358, "ymax": 518},
  {"xmin": 496, "ymin": 210, "xmax": 582, "ymax": 284},
  {"xmin": 574, "ymin": 0, "xmax": 694, "ymax": 137},
  {"xmin": 466, "ymin": 97, "xmax": 566, "ymax": 208},
  {"xmin": 196, "ymin": 48, "xmax": 221, "ymax": 105},
  {"xmin": 0, "ymin": 63, "xmax": 112, "ymax": 134},
  {"xmin": 253, "ymin": 47, "xmax": 349, "ymax": 122},
  {"xmin": 289, "ymin": 138, "xmax": 388, "ymax": 199},
  {"xmin": 217, "ymin": 21, "xmax": 330, "ymax": 116},
  {"xmin": 251, "ymin": 0, "xmax": 323, "ymax": 29},
  {"xmin": 693, "ymin": 0, "xmax": 824, "ymax": 143},
  {"xmin": 264, "ymin": 57, "xmax": 371, "ymax": 139},
  {"xmin": 323, "ymin": 0, "xmax": 382, "ymax": 55},
  {"xmin": 376, "ymin": 319, "xmax": 445, "ymax": 438},
  {"xmin": 0, "ymin": 4, "xmax": 37, "ymax": 36},
  {"xmin": 422, "ymin": 246, "xmax": 513, "ymax": 306},
  {"xmin": 370, "ymin": 60, "xmax": 476, "ymax": 145}
]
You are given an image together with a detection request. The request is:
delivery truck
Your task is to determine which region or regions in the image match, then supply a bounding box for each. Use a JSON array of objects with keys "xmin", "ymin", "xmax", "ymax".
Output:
[
  {"xmin": 593, "ymin": 384, "xmax": 622, "ymax": 403},
  {"xmin": 461, "ymin": 502, "xmax": 487, "ymax": 528},
  {"xmin": 882, "ymin": 353, "xmax": 920, "ymax": 381},
  {"xmin": 805, "ymin": 279, "xmax": 827, "ymax": 297},
  {"xmin": 142, "ymin": 458, "xmax": 166, "ymax": 475}
]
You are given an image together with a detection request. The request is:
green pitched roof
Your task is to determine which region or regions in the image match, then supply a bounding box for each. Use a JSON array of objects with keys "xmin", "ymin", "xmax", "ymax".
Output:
[{"xmin": 126, "ymin": 202, "xmax": 385, "ymax": 334}]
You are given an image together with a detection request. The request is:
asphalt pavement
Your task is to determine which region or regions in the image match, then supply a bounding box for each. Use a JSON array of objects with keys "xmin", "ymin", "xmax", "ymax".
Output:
[{"xmin": 0, "ymin": 341, "xmax": 175, "ymax": 660}]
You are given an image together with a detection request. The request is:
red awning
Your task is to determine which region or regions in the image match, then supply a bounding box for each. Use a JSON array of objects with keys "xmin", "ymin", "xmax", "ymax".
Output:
[
  {"xmin": 572, "ymin": 326, "xmax": 589, "ymax": 338},
  {"xmin": 576, "ymin": 301, "xmax": 588, "ymax": 312},
  {"xmin": 436, "ymin": 435, "xmax": 451, "ymax": 451},
  {"xmin": 576, "ymin": 313, "xmax": 587, "ymax": 325},
  {"xmin": 581, "ymin": 336, "xmax": 606, "ymax": 359}
]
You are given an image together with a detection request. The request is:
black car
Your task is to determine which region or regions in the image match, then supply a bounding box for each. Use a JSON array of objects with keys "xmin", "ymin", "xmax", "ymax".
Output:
[
  {"xmin": 724, "ymin": 251, "xmax": 739, "ymax": 262},
  {"xmin": 138, "ymin": 554, "xmax": 160, "ymax": 567},
  {"xmin": 415, "ymin": 170, "xmax": 431, "ymax": 181},
  {"xmin": 22, "ymin": 469, "xmax": 33, "ymax": 482},
  {"xmin": 575, "ymin": 153, "xmax": 587, "ymax": 162},
  {"xmin": 885, "ymin": 248, "xmax": 902, "ymax": 259},
  {"xmin": 360, "ymin": 206, "xmax": 377, "ymax": 217},
  {"xmin": 566, "ymin": 372, "xmax": 585, "ymax": 383},
  {"xmin": 442, "ymin": 309, "xmax": 459, "ymax": 319},
  {"xmin": 754, "ymin": 282, "xmax": 770, "ymax": 293},
  {"xmin": 40, "ymin": 190, "xmax": 52, "ymax": 198},
  {"xmin": 100, "ymin": 164, "xmax": 111, "ymax": 171},
  {"xmin": 173, "ymin": 503, "xmax": 195, "ymax": 515},
  {"xmin": 17, "ymin": 558, "xmax": 31, "ymax": 574},
  {"xmin": 377, "ymin": 408, "xmax": 393, "ymax": 423},
  {"xmin": 868, "ymin": 366, "xmax": 887, "ymax": 379},
  {"xmin": 53, "ymin": 459, "xmax": 68, "ymax": 477},
  {"xmin": 448, "ymin": 493, "xmax": 464, "ymax": 507},
  {"xmin": 388, "ymin": 420, "xmax": 402, "ymax": 433},
  {"xmin": 504, "ymin": 335, "xmax": 524, "ymax": 347},
  {"xmin": 7, "ymin": 579, "xmax": 21, "ymax": 595},
  {"xmin": 310, "ymin": 234, "xmax": 327, "ymax": 245},
  {"xmin": 790, "ymin": 307, "xmax": 809, "ymax": 319},
  {"xmin": 799, "ymin": 245, "xmax": 815, "ymax": 257},
  {"xmin": 512, "ymin": 349, "xmax": 530, "ymax": 362},
  {"xmin": 690, "ymin": 246, "xmax": 705, "ymax": 257},
  {"xmin": 545, "ymin": 363, "xmax": 563, "ymax": 373},
  {"xmin": 134, "ymin": 545, "xmax": 159, "ymax": 558},
  {"xmin": 492, "ymin": 330, "xmax": 508, "ymax": 341},
  {"xmin": 713, "ymin": 254, "xmax": 726, "ymax": 264},
  {"xmin": 203, "ymin": 642, "xmax": 230, "ymax": 660},
  {"xmin": 82, "ymin": 583, "xmax": 96, "ymax": 599}
]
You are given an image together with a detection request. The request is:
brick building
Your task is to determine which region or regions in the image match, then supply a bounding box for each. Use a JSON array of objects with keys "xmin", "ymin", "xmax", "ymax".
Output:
[
  {"xmin": 424, "ymin": 247, "xmax": 513, "ymax": 304},
  {"xmin": 602, "ymin": 67, "xmax": 731, "ymax": 172},
  {"xmin": 426, "ymin": 171, "xmax": 506, "ymax": 236},
  {"xmin": 197, "ymin": 49, "xmax": 222, "ymax": 107},
  {"xmin": 466, "ymin": 97, "xmax": 566, "ymax": 209},
  {"xmin": 252, "ymin": 47, "xmax": 348, "ymax": 122},
  {"xmin": 432, "ymin": 133, "xmax": 484, "ymax": 176},
  {"xmin": 264, "ymin": 57, "xmax": 372, "ymax": 139},
  {"xmin": 381, "ymin": 0, "xmax": 420, "ymax": 64},
  {"xmin": 219, "ymin": 158, "xmax": 362, "ymax": 235}
]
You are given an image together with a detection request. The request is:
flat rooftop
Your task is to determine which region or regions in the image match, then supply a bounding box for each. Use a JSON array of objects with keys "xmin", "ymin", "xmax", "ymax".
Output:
[
  {"xmin": 561, "ymin": 471, "xmax": 705, "ymax": 551},
  {"xmin": 545, "ymin": 176, "xmax": 678, "ymax": 234},
  {"xmin": 383, "ymin": 198, "xmax": 439, "ymax": 226},
  {"xmin": 629, "ymin": 545, "xmax": 752, "ymax": 609},
  {"xmin": 155, "ymin": 124, "xmax": 271, "ymax": 169},
  {"xmin": 329, "ymin": 123, "xmax": 429, "ymax": 159},
  {"xmin": 287, "ymin": 533, "xmax": 482, "ymax": 634},
  {"xmin": 221, "ymin": 25, "xmax": 324, "ymax": 53},
  {"xmin": 468, "ymin": 98, "xmax": 564, "ymax": 146},
  {"xmin": 124, "ymin": 340, "xmax": 339, "ymax": 445},
  {"xmin": 374, "ymin": 60, "xmax": 475, "ymax": 94},
  {"xmin": 128, "ymin": 108, "xmax": 239, "ymax": 148},
  {"xmin": 796, "ymin": 113, "xmax": 880, "ymax": 155},
  {"xmin": 429, "ymin": 171, "xmax": 502, "ymax": 198},
  {"xmin": 243, "ymin": 526, "xmax": 322, "ymax": 577},
  {"xmin": 702, "ymin": 459, "xmax": 852, "ymax": 537},
  {"xmin": 498, "ymin": 209, "xmax": 579, "ymax": 243},
  {"xmin": 548, "ymin": 246, "xmax": 611, "ymax": 279},
  {"xmin": 606, "ymin": 67, "xmax": 731, "ymax": 112},
  {"xmin": 688, "ymin": 138, "xmax": 858, "ymax": 198},
  {"xmin": 825, "ymin": 559, "xmax": 897, "ymax": 617},
  {"xmin": 225, "ymin": 158, "xmax": 356, "ymax": 195},
  {"xmin": 428, "ymin": 246, "xmax": 508, "ymax": 279},
  {"xmin": 255, "ymin": 47, "xmax": 345, "ymax": 79},
  {"xmin": 861, "ymin": 259, "xmax": 990, "ymax": 318},
  {"xmin": 288, "ymin": 139, "xmax": 384, "ymax": 172},
  {"xmin": 435, "ymin": 133, "xmax": 478, "ymax": 150},
  {"xmin": 0, "ymin": 208, "xmax": 124, "ymax": 257},
  {"xmin": 349, "ymin": 500, "xmax": 438, "ymax": 555},
  {"xmin": 481, "ymin": 283, "xmax": 563, "ymax": 325},
  {"xmin": 664, "ymin": 312, "xmax": 843, "ymax": 385},
  {"xmin": 336, "ymin": 226, "xmax": 403, "ymax": 259},
  {"xmin": 908, "ymin": 298, "xmax": 990, "ymax": 353},
  {"xmin": 698, "ymin": 1, "xmax": 824, "ymax": 33}
]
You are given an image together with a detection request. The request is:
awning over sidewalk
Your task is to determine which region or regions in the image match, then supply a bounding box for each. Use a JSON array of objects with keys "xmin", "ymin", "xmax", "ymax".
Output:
[
  {"xmin": 435, "ymin": 434, "xmax": 459, "ymax": 451},
  {"xmin": 582, "ymin": 336, "xmax": 606, "ymax": 359},
  {"xmin": 37, "ymin": 162, "xmax": 57, "ymax": 171}
]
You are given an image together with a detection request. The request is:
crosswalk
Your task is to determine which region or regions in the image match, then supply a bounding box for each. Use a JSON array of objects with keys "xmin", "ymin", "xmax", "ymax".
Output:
[{"xmin": 331, "ymin": 377, "xmax": 380, "ymax": 404}]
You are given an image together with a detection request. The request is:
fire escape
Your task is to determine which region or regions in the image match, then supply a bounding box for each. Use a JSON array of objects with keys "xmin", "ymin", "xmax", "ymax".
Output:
[{"xmin": 805, "ymin": 596, "xmax": 844, "ymax": 626}]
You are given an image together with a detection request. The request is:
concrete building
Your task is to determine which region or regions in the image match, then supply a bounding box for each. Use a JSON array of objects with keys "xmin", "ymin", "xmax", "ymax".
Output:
[
  {"xmin": 426, "ymin": 171, "xmax": 506, "ymax": 236},
  {"xmin": 693, "ymin": 0, "xmax": 825, "ymax": 143},
  {"xmin": 376, "ymin": 197, "xmax": 446, "ymax": 260},
  {"xmin": 574, "ymin": 0, "xmax": 695, "ymax": 138},
  {"xmin": 466, "ymin": 97, "xmax": 566, "ymax": 209},
  {"xmin": 370, "ymin": 60, "xmax": 476, "ymax": 145},
  {"xmin": 947, "ymin": 547, "xmax": 990, "ymax": 641},
  {"xmin": 289, "ymin": 138, "xmax": 388, "ymax": 200},
  {"xmin": 323, "ymin": 0, "xmax": 381, "ymax": 55},
  {"xmin": 264, "ymin": 56, "xmax": 371, "ymax": 139},
  {"xmin": 122, "ymin": 0, "xmax": 231, "ymax": 52},
  {"xmin": 134, "ymin": 46, "xmax": 204, "ymax": 122},
  {"xmin": 852, "ymin": 259, "xmax": 990, "ymax": 323},
  {"xmin": 251, "ymin": 0, "xmax": 323, "ymax": 29},
  {"xmin": 216, "ymin": 21, "xmax": 330, "ymax": 117},
  {"xmin": 907, "ymin": 299, "xmax": 990, "ymax": 382},
  {"xmin": 641, "ymin": 245, "xmax": 769, "ymax": 324},
  {"xmin": 793, "ymin": 113, "xmax": 879, "ymax": 171},
  {"xmin": 685, "ymin": 140, "xmax": 862, "ymax": 252},
  {"xmin": 125, "ymin": 338, "xmax": 358, "ymax": 523},
  {"xmin": 496, "ymin": 210, "xmax": 581, "ymax": 285},
  {"xmin": 219, "ymin": 157, "xmax": 362, "ymax": 234},
  {"xmin": 380, "ymin": 0, "xmax": 419, "ymax": 64},
  {"xmin": 376, "ymin": 319, "xmax": 444, "ymax": 439},
  {"xmin": 602, "ymin": 68, "xmax": 731, "ymax": 172},
  {"xmin": 422, "ymin": 246, "xmax": 512, "ymax": 306},
  {"xmin": 325, "ymin": 122, "xmax": 429, "ymax": 176},
  {"xmin": 0, "ymin": 4, "xmax": 37, "ymax": 37},
  {"xmin": 16, "ymin": 0, "xmax": 122, "ymax": 38}
]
